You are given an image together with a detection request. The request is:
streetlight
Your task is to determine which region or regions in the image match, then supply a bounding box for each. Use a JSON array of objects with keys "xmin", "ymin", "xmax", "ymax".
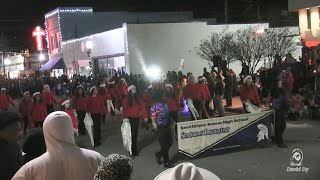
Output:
[{"xmin": 86, "ymin": 41, "xmax": 93, "ymax": 49}]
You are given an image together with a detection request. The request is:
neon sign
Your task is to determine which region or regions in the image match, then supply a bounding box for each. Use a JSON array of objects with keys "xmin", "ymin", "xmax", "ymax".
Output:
[{"xmin": 32, "ymin": 26, "xmax": 45, "ymax": 51}]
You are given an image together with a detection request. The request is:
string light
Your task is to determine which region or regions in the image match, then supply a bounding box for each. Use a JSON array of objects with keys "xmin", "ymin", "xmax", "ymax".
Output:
[
  {"xmin": 45, "ymin": 8, "xmax": 92, "ymax": 19},
  {"xmin": 45, "ymin": 9, "xmax": 59, "ymax": 19}
]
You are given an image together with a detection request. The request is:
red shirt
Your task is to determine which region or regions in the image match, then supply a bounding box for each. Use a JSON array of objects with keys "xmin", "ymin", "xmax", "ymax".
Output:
[
  {"xmin": 30, "ymin": 102, "xmax": 47, "ymax": 123},
  {"xmin": 0, "ymin": 94, "xmax": 15, "ymax": 111},
  {"xmin": 65, "ymin": 109, "xmax": 78, "ymax": 129},
  {"xmin": 183, "ymin": 84, "xmax": 205, "ymax": 101},
  {"xmin": 108, "ymin": 86, "xmax": 120, "ymax": 99},
  {"xmin": 72, "ymin": 96, "xmax": 87, "ymax": 111},
  {"xmin": 42, "ymin": 92, "xmax": 56, "ymax": 105},
  {"xmin": 19, "ymin": 99, "xmax": 32, "ymax": 118},
  {"xmin": 240, "ymin": 85, "xmax": 261, "ymax": 106},
  {"xmin": 200, "ymin": 84, "xmax": 211, "ymax": 100},
  {"xmin": 123, "ymin": 97, "xmax": 148, "ymax": 118},
  {"xmin": 119, "ymin": 83, "xmax": 128, "ymax": 96},
  {"xmin": 165, "ymin": 96, "xmax": 179, "ymax": 112},
  {"xmin": 283, "ymin": 73, "xmax": 294, "ymax": 92},
  {"xmin": 86, "ymin": 96, "xmax": 105, "ymax": 114}
]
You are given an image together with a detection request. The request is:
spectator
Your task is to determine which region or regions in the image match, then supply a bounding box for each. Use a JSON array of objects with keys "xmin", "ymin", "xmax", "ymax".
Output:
[
  {"xmin": 94, "ymin": 154, "xmax": 133, "ymax": 180},
  {"xmin": 239, "ymin": 63, "xmax": 249, "ymax": 80},
  {"xmin": 0, "ymin": 111, "xmax": 23, "ymax": 180},
  {"xmin": 22, "ymin": 128, "xmax": 46, "ymax": 163},
  {"xmin": 214, "ymin": 76, "xmax": 225, "ymax": 117},
  {"xmin": 154, "ymin": 162, "xmax": 220, "ymax": 180},
  {"xmin": 13, "ymin": 111, "xmax": 104, "ymax": 180}
]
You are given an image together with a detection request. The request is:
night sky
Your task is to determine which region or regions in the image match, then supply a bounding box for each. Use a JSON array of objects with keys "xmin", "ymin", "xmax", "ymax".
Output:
[{"xmin": 0, "ymin": 0, "xmax": 294, "ymax": 52}]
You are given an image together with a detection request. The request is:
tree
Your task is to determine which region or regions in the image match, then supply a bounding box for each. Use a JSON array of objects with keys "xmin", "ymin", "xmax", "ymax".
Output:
[{"xmin": 196, "ymin": 31, "xmax": 236, "ymax": 69}]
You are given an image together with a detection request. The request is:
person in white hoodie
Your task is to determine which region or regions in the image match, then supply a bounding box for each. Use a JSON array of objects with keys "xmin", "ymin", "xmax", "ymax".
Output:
[{"xmin": 12, "ymin": 111, "xmax": 104, "ymax": 180}]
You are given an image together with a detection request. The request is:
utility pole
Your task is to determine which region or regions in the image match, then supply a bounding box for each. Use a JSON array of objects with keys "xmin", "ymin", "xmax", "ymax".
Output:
[{"xmin": 224, "ymin": 0, "xmax": 228, "ymax": 23}]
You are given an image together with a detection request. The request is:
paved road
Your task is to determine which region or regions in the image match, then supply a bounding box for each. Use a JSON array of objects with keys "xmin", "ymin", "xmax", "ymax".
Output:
[{"xmin": 12, "ymin": 97, "xmax": 320, "ymax": 180}]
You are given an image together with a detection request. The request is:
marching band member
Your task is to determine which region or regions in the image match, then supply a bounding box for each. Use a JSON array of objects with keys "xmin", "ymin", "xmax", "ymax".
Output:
[
  {"xmin": 42, "ymin": 84, "xmax": 57, "ymax": 114},
  {"xmin": 19, "ymin": 91, "xmax": 32, "ymax": 134},
  {"xmin": 0, "ymin": 88, "xmax": 16, "ymax": 111},
  {"xmin": 60, "ymin": 98, "xmax": 79, "ymax": 135},
  {"xmin": 30, "ymin": 92, "xmax": 47, "ymax": 128},
  {"xmin": 108, "ymin": 80, "xmax": 121, "ymax": 116},
  {"xmin": 164, "ymin": 84, "xmax": 179, "ymax": 135},
  {"xmin": 87, "ymin": 86, "xmax": 105, "ymax": 146},
  {"xmin": 72, "ymin": 85, "xmax": 87, "ymax": 135},
  {"xmin": 123, "ymin": 85, "xmax": 148, "ymax": 157},
  {"xmin": 98, "ymin": 83, "xmax": 111, "ymax": 123}
]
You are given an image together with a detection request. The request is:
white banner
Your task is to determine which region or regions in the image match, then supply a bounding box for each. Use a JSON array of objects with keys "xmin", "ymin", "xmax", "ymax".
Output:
[{"xmin": 177, "ymin": 111, "xmax": 274, "ymax": 157}]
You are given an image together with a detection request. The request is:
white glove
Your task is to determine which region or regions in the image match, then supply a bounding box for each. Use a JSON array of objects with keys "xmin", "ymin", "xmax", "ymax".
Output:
[{"xmin": 74, "ymin": 128, "xmax": 79, "ymax": 136}]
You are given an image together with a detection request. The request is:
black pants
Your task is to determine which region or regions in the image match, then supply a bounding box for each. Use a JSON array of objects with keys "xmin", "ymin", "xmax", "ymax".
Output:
[
  {"xmin": 91, "ymin": 113, "xmax": 102, "ymax": 144},
  {"xmin": 34, "ymin": 122, "xmax": 43, "ymax": 128},
  {"xmin": 158, "ymin": 126, "xmax": 172, "ymax": 163},
  {"xmin": 46, "ymin": 104, "xmax": 54, "ymax": 114},
  {"xmin": 169, "ymin": 111, "xmax": 178, "ymax": 135},
  {"xmin": 225, "ymin": 86, "xmax": 233, "ymax": 106},
  {"xmin": 23, "ymin": 116, "xmax": 29, "ymax": 134},
  {"xmin": 76, "ymin": 110, "xmax": 86, "ymax": 134},
  {"xmin": 275, "ymin": 109, "xmax": 286, "ymax": 145},
  {"xmin": 129, "ymin": 117, "xmax": 140, "ymax": 155}
]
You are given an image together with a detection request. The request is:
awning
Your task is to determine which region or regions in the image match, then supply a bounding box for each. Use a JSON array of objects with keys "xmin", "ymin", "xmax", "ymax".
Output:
[{"xmin": 40, "ymin": 55, "xmax": 65, "ymax": 71}]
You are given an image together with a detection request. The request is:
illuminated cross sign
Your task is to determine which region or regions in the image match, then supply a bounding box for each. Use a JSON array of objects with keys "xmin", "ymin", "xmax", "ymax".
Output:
[{"xmin": 32, "ymin": 26, "xmax": 45, "ymax": 51}]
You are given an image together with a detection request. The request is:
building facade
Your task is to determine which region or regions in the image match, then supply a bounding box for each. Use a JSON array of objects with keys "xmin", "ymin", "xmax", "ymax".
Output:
[{"xmin": 289, "ymin": 0, "xmax": 320, "ymax": 46}]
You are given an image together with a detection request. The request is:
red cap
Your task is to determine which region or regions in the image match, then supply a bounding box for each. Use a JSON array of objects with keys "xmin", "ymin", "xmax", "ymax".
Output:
[{"xmin": 60, "ymin": 98, "xmax": 70, "ymax": 106}]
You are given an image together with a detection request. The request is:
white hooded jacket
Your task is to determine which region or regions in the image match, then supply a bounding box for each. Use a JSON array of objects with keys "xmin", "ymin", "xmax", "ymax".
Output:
[{"xmin": 12, "ymin": 111, "xmax": 104, "ymax": 180}]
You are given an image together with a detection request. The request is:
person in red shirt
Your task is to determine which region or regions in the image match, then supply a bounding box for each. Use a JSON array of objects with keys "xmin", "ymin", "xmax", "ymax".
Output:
[
  {"xmin": 164, "ymin": 84, "xmax": 179, "ymax": 136},
  {"xmin": 198, "ymin": 77, "xmax": 211, "ymax": 119},
  {"xmin": 72, "ymin": 85, "xmax": 87, "ymax": 135},
  {"xmin": 19, "ymin": 91, "xmax": 32, "ymax": 135},
  {"xmin": 60, "ymin": 98, "xmax": 79, "ymax": 135},
  {"xmin": 98, "ymin": 84, "xmax": 111, "ymax": 123},
  {"xmin": 183, "ymin": 75, "xmax": 205, "ymax": 120},
  {"xmin": 118, "ymin": 78, "xmax": 128, "ymax": 110},
  {"xmin": 30, "ymin": 92, "xmax": 48, "ymax": 128},
  {"xmin": 87, "ymin": 86, "xmax": 105, "ymax": 146},
  {"xmin": 123, "ymin": 85, "xmax": 148, "ymax": 157},
  {"xmin": 240, "ymin": 75, "xmax": 262, "ymax": 113},
  {"xmin": 283, "ymin": 67, "xmax": 294, "ymax": 98},
  {"xmin": 108, "ymin": 80, "xmax": 121, "ymax": 116},
  {"xmin": 0, "ymin": 88, "xmax": 16, "ymax": 111},
  {"xmin": 42, "ymin": 84, "xmax": 57, "ymax": 114}
]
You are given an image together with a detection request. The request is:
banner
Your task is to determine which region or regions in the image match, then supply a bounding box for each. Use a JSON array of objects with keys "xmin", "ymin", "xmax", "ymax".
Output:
[{"xmin": 177, "ymin": 111, "xmax": 274, "ymax": 157}]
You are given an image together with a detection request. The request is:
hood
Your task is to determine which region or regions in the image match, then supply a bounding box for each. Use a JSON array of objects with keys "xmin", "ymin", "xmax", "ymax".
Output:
[{"xmin": 43, "ymin": 111, "xmax": 75, "ymax": 153}]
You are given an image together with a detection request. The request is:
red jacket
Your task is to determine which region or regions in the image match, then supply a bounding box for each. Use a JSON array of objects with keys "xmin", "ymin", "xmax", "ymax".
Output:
[
  {"xmin": 0, "ymin": 94, "xmax": 15, "ymax": 111},
  {"xmin": 19, "ymin": 99, "xmax": 32, "ymax": 118},
  {"xmin": 200, "ymin": 84, "xmax": 211, "ymax": 100},
  {"xmin": 30, "ymin": 102, "xmax": 47, "ymax": 123},
  {"xmin": 108, "ymin": 86, "xmax": 120, "ymax": 99},
  {"xmin": 42, "ymin": 92, "xmax": 56, "ymax": 105},
  {"xmin": 165, "ymin": 96, "xmax": 179, "ymax": 112},
  {"xmin": 183, "ymin": 84, "xmax": 205, "ymax": 101},
  {"xmin": 86, "ymin": 96, "xmax": 105, "ymax": 114},
  {"xmin": 143, "ymin": 91, "xmax": 154, "ymax": 107},
  {"xmin": 119, "ymin": 83, "xmax": 128, "ymax": 96},
  {"xmin": 283, "ymin": 73, "xmax": 294, "ymax": 92},
  {"xmin": 72, "ymin": 96, "xmax": 87, "ymax": 111},
  {"xmin": 65, "ymin": 109, "xmax": 78, "ymax": 129},
  {"xmin": 123, "ymin": 97, "xmax": 148, "ymax": 118},
  {"xmin": 240, "ymin": 85, "xmax": 261, "ymax": 106}
]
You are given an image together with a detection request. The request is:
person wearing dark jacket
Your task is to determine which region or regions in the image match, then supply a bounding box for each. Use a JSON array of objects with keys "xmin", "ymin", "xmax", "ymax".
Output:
[
  {"xmin": 123, "ymin": 85, "xmax": 148, "ymax": 157},
  {"xmin": 214, "ymin": 76, "xmax": 225, "ymax": 117},
  {"xmin": 0, "ymin": 111, "xmax": 23, "ymax": 180},
  {"xmin": 22, "ymin": 128, "xmax": 46, "ymax": 163},
  {"xmin": 270, "ymin": 80, "xmax": 288, "ymax": 148},
  {"xmin": 224, "ymin": 69, "xmax": 233, "ymax": 107},
  {"xmin": 72, "ymin": 85, "xmax": 87, "ymax": 135}
]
